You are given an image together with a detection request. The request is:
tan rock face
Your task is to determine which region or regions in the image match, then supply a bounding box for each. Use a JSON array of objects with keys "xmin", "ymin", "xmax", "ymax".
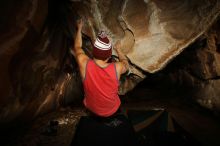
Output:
[
  {"xmin": 72, "ymin": 0, "xmax": 220, "ymax": 94},
  {"xmin": 75, "ymin": 0, "xmax": 220, "ymax": 72}
]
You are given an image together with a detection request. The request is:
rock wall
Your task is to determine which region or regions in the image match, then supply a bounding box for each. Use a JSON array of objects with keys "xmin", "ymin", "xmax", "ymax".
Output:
[
  {"xmin": 72, "ymin": 0, "xmax": 220, "ymax": 111},
  {"xmin": 130, "ymin": 20, "xmax": 220, "ymax": 111},
  {"xmin": 0, "ymin": 0, "xmax": 49, "ymax": 123},
  {"xmin": 72, "ymin": 0, "xmax": 220, "ymax": 94},
  {"xmin": 0, "ymin": 0, "xmax": 220, "ymax": 124},
  {"xmin": 175, "ymin": 20, "xmax": 220, "ymax": 111},
  {"xmin": 186, "ymin": 22, "xmax": 220, "ymax": 111},
  {"xmin": 0, "ymin": 0, "xmax": 83, "ymax": 124}
]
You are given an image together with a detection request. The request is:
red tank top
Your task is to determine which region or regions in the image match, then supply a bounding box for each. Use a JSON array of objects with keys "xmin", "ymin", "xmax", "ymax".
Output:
[{"xmin": 83, "ymin": 60, "xmax": 121, "ymax": 117}]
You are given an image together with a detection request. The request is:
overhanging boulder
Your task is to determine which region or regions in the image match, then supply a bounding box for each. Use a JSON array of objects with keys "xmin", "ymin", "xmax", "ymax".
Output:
[{"xmin": 73, "ymin": 0, "xmax": 220, "ymax": 73}]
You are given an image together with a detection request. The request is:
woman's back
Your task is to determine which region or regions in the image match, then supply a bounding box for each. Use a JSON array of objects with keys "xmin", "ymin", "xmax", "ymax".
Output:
[{"xmin": 83, "ymin": 60, "xmax": 121, "ymax": 117}]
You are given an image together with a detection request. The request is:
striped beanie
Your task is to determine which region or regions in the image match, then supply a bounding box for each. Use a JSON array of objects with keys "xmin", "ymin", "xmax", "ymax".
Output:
[{"xmin": 93, "ymin": 31, "xmax": 112, "ymax": 60}]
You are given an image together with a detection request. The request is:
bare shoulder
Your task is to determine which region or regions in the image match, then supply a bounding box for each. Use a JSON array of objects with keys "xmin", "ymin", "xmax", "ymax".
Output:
[
  {"xmin": 77, "ymin": 53, "xmax": 89, "ymax": 68},
  {"xmin": 75, "ymin": 53, "xmax": 89, "ymax": 79},
  {"xmin": 115, "ymin": 61, "xmax": 123, "ymax": 69},
  {"xmin": 115, "ymin": 61, "xmax": 128, "ymax": 75}
]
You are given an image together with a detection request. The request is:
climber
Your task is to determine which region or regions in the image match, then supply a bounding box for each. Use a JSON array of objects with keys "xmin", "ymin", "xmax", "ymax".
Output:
[
  {"xmin": 71, "ymin": 19, "xmax": 137, "ymax": 146},
  {"xmin": 72, "ymin": 18, "xmax": 129, "ymax": 117}
]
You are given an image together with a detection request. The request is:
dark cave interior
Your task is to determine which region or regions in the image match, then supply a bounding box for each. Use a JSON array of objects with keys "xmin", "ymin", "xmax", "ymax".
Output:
[{"xmin": 0, "ymin": 0, "xmax": 220, "ymax": 146}]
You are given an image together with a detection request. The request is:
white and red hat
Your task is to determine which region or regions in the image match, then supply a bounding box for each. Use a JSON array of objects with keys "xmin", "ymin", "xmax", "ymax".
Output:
[{"xmin": 93, "ymin": 31, "xmax": 112, "ymax": 60}]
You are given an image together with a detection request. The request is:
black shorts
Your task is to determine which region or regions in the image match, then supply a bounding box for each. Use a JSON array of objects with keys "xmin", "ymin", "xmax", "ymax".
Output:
[{"xmin": 71, "ymin": 113, "xmax": 138, "ymax": 146}]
